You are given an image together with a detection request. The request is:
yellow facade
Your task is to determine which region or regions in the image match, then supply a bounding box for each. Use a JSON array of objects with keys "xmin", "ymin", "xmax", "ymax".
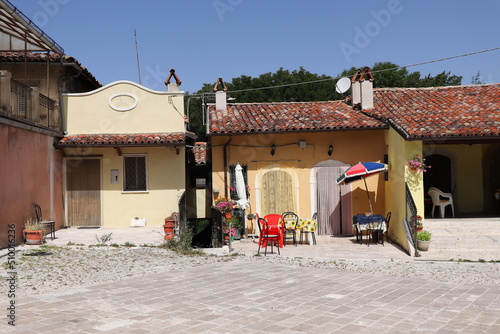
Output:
[
  {"xmin": 211, "ymin": 129, "xmax": 387, "ymax": 221},
  {"xmin": 62, "ymin": 81, "xmax": 186, "ymax": 227},
  {"xmin": 63, "ymin": 81, "xmax": 185, "ymax": 134}
]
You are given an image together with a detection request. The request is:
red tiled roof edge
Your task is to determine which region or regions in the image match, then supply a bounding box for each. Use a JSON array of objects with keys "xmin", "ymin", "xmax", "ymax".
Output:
[
  {"xmin": 369, "ymin": 83, "xmax": 500, "ymax": 140},
  {"xmin": 0, "ymin": 51, "xmax": 102, "ymax": 88},
  {"xmin": 207, "ymin": 100, "xmax": 387, "ymax": 135},
  {"xmin": 56, "ymin": 132, "xmax": 188, "ymax": 147}
]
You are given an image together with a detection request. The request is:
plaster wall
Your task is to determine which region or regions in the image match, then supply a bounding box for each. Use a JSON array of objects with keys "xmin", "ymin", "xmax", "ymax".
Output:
[
  {"xmin": 1, "ymin": 63, "xmax": 62, "ymax": 100},
  {"xmin": 425, "ymin": 144, "xmax": 483, "ymax": 213},
  {"xmin": 385, "ymin": 127, "xmax": 425, "ymax": 254},
  {"xmin": 0, "ymin": 124, "xmax": 64, "ymax": 247},
  {"xmin": 64, "ymin": 147, "xmax": 185, "ymax": 228},
  {"xmin": 63, "ymin": 81, "xmax": 185, "ymax": 134},
  {"xmin": 211, "ymin": 129, "xmax": 387, "ymax": 219}
]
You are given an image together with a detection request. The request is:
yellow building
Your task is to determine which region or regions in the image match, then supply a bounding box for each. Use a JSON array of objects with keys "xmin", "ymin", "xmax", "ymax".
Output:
[
  {"xmin": 58, "ymin": 78, "xmax": 195, "ymax": 227},
  {"xmin": 207, "ymin": 78, "xmax": 500, "ymax": 255}
]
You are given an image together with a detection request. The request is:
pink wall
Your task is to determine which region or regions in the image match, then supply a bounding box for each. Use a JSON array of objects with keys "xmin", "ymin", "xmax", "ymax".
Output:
[{"xmin": 0, "ymin": 124, "xmax": 64, "ymax": 248}]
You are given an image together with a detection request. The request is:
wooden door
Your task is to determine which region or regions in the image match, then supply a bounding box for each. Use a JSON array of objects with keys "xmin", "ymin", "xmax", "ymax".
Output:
[{"xmin": 66, "ymin": 159, "xmax": 101, "ymax": 226}]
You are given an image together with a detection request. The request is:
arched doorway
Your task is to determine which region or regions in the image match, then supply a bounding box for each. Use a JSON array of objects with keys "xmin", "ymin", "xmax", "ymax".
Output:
[{"xmin": 257, "ymin": 162, "xmax": 297, "ymax": 216}]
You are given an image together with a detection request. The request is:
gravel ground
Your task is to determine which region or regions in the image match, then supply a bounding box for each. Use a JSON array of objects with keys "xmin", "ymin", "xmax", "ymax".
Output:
[{"xmin": 2, "ymin": 245, "xmax": 499, "ymax": 297}]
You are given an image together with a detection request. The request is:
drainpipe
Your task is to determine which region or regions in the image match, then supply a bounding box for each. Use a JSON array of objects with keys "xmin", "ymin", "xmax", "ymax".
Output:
[{"xmin": 223, "ymin": 136, "xmax": 232, "ymax": 198}]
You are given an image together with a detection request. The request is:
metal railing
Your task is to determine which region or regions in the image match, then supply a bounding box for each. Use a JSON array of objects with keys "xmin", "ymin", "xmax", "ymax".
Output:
[
  {"xmin": 6, "ymin": 78, "xmax": 59, "ymax": 130},
  {"xmin": 405, "ymin": 183, "xmax": 419, "ymax": 256},
  {"xmin": 10, "ymin": 78, "xmax": 32, "ymax": 118}
]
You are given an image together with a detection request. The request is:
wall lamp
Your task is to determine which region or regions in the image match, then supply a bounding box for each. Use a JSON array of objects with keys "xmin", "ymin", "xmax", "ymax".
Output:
[
  {"xmin": 271, "ymin": 144, "xmax": 276, "ymax": 156},
  {"xmin": 328, "ymin": 144, "xmax": 334, "ymax": 156}
]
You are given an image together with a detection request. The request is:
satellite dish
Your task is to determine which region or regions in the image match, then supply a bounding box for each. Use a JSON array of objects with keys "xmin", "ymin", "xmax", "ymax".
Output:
[{"xmin": 335, "ymin": 77, "xmax": 351, "ymax": 94}]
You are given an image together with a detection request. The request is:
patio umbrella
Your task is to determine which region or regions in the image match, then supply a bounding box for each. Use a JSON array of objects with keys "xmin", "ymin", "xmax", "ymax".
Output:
[
  {"xmin": 336, "ymin": 162, "xmax": 389, "ymax": 213},
  {"xmin": 235, "ymin": 164, "xmax": 249, "ymax": 210}
]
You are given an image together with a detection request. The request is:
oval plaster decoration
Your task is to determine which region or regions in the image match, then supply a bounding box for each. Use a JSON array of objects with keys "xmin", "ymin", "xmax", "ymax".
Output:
[{"xmin": 108, "ymin": 93, "xmax": 138, "ymax": 111}]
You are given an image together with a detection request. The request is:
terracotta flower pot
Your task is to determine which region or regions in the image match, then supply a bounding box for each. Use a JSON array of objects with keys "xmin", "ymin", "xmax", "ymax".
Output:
[
  {"xmin": 24, "ymin": 230, "xmax": 43, "ymax": 245},
  {"xmin": 163, "ymin": 218, "xmax": 176, "ymax": 240},
  {"xmin": 224, "ymin": 212, "xmax": 232, "ymax": 219}
]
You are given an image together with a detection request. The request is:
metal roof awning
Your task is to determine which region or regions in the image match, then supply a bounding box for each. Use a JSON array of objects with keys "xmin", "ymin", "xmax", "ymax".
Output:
[{"xmin": 0, "ymin": 0, "xmax": 64, "ymax": 54}]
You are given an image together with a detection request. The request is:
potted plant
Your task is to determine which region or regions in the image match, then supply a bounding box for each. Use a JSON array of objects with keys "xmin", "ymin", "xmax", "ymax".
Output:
[
  {"xmin": 416, "ymin": 215, "xmax": 423, "ymax": 232},
  {"xmin": 223, "ymin": 217, "xmax": 242, "ymax": 241},
  {"xmin": 214, "ymin": 197, "xmax": 234, "ymax": 218},
  {"xmin": 408, "ymin": 155, "xmax": 431, "ymax": 173},
  {"xmin": 416, "ymin": 230, "xmax": 432, "ymax": 251},
  {"xmin": 163, "ymin": 215, "xmax": 176, "ymax": 240},
  {"xmin": 24, "ymin": 216, "xmax": 45, "ymax": 245}
]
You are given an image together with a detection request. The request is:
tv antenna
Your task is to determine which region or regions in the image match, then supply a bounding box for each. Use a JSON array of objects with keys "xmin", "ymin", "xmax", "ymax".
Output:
[{"xmin": 134, "ymin": 29, "xmax": 142, "ymax": 85}]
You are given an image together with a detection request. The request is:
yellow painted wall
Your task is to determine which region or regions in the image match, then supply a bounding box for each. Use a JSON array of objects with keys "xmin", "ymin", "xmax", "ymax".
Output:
[
  {"xmin": 63, "ymin": 81, "xmax": 185, "ymax": 134},
  {"xmin": 385, "ymin": 127, "xmax": 425, "ymax": 254},
  {"xmin": 63, "ymin": 81, "xmax": 186, "ymax": 227},
  {"xmin": 211, "ymin": 129, "xmax": 387, "ymax": 219},
  {"xmin": 423, "ymin": 144, "xmax": 483, "ymax": 213},
  {"xmin": 64, "ymin": 147, "xmax": 185, "ymax": 227}
]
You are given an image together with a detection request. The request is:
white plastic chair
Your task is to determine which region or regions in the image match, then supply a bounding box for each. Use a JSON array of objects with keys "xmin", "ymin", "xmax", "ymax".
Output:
[{"xmin": 428, "ymin": 187, "xmax": 455, "ymax": 218}]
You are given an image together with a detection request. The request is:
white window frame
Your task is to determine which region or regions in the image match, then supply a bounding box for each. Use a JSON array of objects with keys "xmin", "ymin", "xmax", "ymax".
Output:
[{"xmin": 122, "ymin": 154, "xmax": 148, "ymax": 192}]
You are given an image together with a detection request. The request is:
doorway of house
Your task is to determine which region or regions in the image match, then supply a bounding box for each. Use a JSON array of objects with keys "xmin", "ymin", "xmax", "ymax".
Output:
[
  {"xmin": 65, "ymin": 158, "xmax": 101, "ymax": 226},
  {"xmin": 315, "ymin": 161, "xmax": 352, "ymax": 236},
  {"xmin": 423, "ymin": 154, "xmax": 452, "ymax": 217}
]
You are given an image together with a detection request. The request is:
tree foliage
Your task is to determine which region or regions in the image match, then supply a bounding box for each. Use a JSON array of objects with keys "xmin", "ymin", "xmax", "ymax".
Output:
[
  {"xmin": 338, "ymin": 62, "xmax": 462, "ymax": 88},
  {"xmin": 187, "ymin": 62, "xmax": 463, "ymax": 141}
]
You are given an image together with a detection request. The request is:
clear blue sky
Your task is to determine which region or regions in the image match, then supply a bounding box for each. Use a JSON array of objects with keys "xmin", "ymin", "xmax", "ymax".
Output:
[{"xmin": 11, "ymin": 0, "xmax": 500, "ymax": 94}]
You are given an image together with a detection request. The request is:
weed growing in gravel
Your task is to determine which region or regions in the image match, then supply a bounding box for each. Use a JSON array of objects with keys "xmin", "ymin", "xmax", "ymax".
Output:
[
  {"xmin": 161, "ymin": 222, "xmax": 204, "ymax": 256},
  {"xmin": 67, "ymin": 241, "xmax": 84, "ymax": 246},
  {"xmin": 95, "ymin": 233, "xmax": 113, "ymax": 245}
]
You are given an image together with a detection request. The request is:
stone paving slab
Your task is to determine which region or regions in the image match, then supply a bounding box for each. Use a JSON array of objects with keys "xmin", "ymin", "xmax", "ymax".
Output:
[{"xmin": 7, "ymin": 259, "xmax": 500, "ymax": 333}]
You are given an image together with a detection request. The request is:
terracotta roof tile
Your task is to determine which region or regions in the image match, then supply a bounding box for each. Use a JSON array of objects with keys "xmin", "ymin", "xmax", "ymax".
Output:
[
  {"xmin": 0, "ymin": 51, "xmax": 102, "ymax": 88},
  {"xmin": 207, "ymin": 83, "xmax": 500, "ymax": 141},
  {"xmin": 57, "ymin": 132, "xmax": 188, "ymax": 147},
  {"xmin": 192, "ymin": 142, "xmax": 210, "ymax": 165},
  {"xmin": 207, "ymin": 101, "xmax": 387, "ymax": 135},
  {"xmin": 369, "ymin": 83, "xmax": 500, "ymax": 140}
]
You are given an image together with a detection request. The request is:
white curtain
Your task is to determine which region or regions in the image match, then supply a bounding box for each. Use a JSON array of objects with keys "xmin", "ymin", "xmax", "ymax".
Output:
[{"xmin": 258, "ymin": 161, "xmax": 297, "ymax": 216}]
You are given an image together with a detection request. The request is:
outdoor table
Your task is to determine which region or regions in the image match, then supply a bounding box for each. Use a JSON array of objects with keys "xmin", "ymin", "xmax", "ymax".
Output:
[{"xmin": 352, "ymin": 214, "xmax": 386, "ymax": 244}]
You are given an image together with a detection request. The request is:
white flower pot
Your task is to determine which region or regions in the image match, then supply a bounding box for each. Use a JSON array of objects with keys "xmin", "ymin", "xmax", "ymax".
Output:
[{"xmin": 417, "ymin": 240, "xmax": 430, "ymax": 251}]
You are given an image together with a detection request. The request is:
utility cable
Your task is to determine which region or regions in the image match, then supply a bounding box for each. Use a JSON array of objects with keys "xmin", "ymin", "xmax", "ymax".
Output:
[{"xmin": 186, "ymin": 47, "xmax": 500, "ymax": 97}]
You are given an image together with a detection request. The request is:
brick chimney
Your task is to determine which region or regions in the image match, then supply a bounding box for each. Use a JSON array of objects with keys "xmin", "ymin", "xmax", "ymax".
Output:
[
  {"xmin": 213, "ymin": 77, "xmax": 227, "ymax": 111},
  {"xmin": 164, "ymin": 69, "xmax": 182, "ymax": 92},
  {"xmin": 351, "ymin": 67, "xmax": 374, "ymax": 110}
]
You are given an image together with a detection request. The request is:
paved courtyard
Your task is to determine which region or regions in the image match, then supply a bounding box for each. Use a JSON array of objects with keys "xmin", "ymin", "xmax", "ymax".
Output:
[{"xmin": 3, "ymin": 217, "xmax": 500, "ymax": 333}]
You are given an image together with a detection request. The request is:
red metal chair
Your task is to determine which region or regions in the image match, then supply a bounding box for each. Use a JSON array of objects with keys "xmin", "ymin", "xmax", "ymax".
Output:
[{"xmin": 257, "ymin": 217, "xmax": 282, "ymax": 255}]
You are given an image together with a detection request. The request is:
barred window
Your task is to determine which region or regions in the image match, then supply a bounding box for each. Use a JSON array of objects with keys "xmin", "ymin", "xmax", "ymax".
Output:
[{"xmin": 123, "ymin": 155, "xmax": 147, "ymax": 191}]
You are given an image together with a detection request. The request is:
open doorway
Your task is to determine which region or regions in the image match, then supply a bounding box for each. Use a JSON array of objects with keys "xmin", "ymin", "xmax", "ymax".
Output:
[{"xmin": 423, "ymin": 154, "xmax": 452, "ymax": 217}]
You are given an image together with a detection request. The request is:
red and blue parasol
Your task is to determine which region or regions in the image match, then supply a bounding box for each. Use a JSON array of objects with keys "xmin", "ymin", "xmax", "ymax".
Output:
[{"xmin": 336, "ymin": 162, "xmax": 389, "ymax": 213}]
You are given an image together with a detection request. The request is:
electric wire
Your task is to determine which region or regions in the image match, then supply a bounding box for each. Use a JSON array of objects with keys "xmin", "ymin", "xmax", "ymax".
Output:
[{"xmin": 185, "ymin": 47, "xmax": 500, "ymax": 97}]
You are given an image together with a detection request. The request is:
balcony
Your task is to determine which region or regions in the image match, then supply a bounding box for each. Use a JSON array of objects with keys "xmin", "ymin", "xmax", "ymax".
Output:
[{"xmin": 1, "ymin": 72, "xmax": 61, "ymax": 133}]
